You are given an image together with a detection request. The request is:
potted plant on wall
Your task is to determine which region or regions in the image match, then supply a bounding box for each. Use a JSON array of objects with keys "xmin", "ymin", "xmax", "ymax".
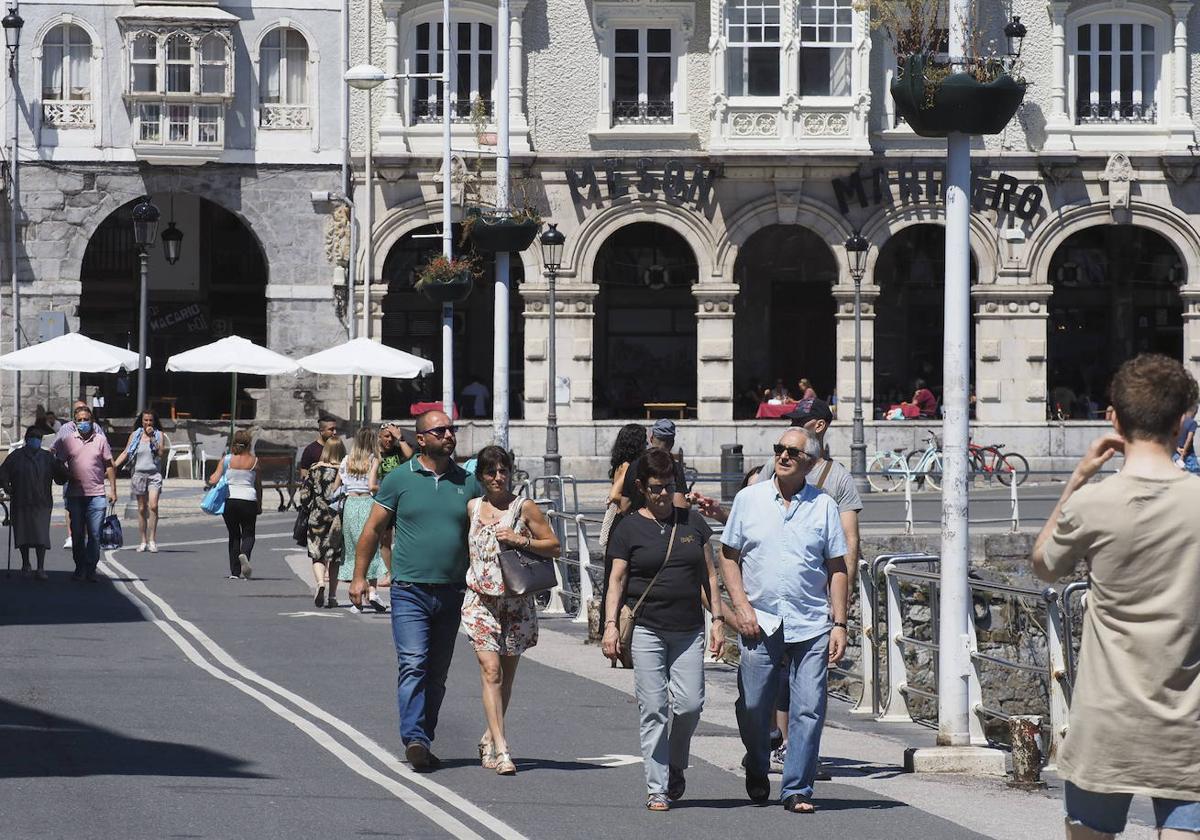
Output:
[
  {"xmin": 415, "ymin": 255, "xmax": 477, "ymax": 304},
  {"xmin": 459, "ymin": 96, "xmax": 543, "ymax": 253},
  {"xmin": 859, "ymin": 0, "xmax": 1027, "ymax": 137}
]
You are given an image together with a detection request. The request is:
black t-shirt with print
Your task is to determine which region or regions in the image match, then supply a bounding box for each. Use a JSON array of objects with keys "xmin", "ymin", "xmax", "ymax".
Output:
[{"xmin": 607, "ymin": 507, "xmax": 713, "ymax": 633}]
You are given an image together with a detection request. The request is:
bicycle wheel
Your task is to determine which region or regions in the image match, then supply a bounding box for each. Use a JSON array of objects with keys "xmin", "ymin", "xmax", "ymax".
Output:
[
  {"xmin": 867, "ymin": 453, "xmax": 904, "ymax": 492},
  {"xmin": 995, "ymin": 452, "xmax": 1029, "ymax": 486},
  {"xmin": 923, "ymin": 453, "xmax": 943, "ymax": 490},
  {"xmin": 905, "ymin": 449, "xmax": 928, "ymax": 488}
]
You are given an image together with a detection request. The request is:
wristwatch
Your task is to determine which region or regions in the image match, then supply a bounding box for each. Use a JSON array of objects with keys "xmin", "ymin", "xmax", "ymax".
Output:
[{"xmin": 832, "ymin": 621, "xmax": 848, "ymax": 629}]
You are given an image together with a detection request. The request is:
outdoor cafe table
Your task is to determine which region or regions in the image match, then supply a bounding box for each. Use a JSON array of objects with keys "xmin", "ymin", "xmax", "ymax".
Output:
[{"xmin": 755, "ymin": 402, "xmax": 795, "ymax": 419}]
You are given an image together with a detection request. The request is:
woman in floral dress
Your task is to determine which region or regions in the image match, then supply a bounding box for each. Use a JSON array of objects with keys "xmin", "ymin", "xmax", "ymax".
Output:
[
  {"xmin": 461, "ymin": 446, "xmax": 559, "ymax": 776},
  {"xmin": 335, "ymin": 427, "xmax": 388, "ymax": 613},
  {"xmin": 299, "ymin": 437, "xmax": 345, "ymax": 608}
]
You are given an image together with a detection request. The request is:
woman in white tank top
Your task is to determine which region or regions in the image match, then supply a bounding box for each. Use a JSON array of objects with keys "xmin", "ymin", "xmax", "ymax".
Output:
[{"xmin": 208, "ymin": 428, "xmax": 262, "ymax": 579}]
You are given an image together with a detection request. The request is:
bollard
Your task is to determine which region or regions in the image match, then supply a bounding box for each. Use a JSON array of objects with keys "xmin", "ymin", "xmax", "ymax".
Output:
[
  {"xmin": 1007, "ymin": 715, "xmax": 1047, "ymax": 789},
  {"xmin": 720, "ymin": 443, "xmax": 744, "ymax": 503}
]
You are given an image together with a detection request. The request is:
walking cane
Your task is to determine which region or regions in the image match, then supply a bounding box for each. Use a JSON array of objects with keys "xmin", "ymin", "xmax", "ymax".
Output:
[{"xmin": 4, "ymin": 500, "xmax": 11, "ymax": 578}]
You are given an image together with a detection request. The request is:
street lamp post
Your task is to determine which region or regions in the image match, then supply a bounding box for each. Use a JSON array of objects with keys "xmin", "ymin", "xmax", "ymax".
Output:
[
  {"xmin": 4, "ymin": 5, "xmax": 23, "ymax": 438},
  {"xmin": 844, "ymin": 232, "xmax": 870, "ymax": 494},
  {"xmin": 131, "ymin": 199, "xmax": 160, "ymax": 413},
  {"xmin": 539, "ymin": 223, "xmax": 564, "ymax": 482}
]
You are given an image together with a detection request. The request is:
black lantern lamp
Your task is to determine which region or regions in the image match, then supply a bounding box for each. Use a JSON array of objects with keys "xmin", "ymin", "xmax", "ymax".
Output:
[
  {"xmin": 160, "ymin": 195, "xmax": 182, "ymax": 264},
  {"xmin": 539, "ymin": 223, "xmax": 564, "ymax": 270},
  {"xmin": 131, "ymin": 198, "xmax": 160, "ymax": 250},
  {"xmin": 845, "ymin": 231, "xmax": 869, "ymax": 282},
  {"xmin": 1004, "ymin": 16, "xmax": 1026, "ymax": 59},
  {"xmin": 2, "ymin": 8, "xmax": 23, "ymax": 57}
]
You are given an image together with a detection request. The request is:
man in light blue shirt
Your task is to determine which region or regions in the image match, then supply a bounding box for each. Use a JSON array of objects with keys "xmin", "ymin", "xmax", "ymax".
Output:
[{"xmin": 720, "ymin": 427, "xmax": 849, "ymax": 814}]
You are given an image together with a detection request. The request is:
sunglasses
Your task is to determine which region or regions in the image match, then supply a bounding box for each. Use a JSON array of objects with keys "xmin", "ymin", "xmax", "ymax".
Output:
[
  {"xmin": 645, "ymin": 482, "xmax": 677, "ymax": 496},
  {"xmin": 421, "ymin": 425, "xmax": 457, "ymax": 439},
  {"xmin": 773, "ymin": 444, "xmax": 810, "ymax": 461}
]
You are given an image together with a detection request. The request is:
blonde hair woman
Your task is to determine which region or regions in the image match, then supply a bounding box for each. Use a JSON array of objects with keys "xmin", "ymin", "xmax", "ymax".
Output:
[
  {"xmin": 334, "ymin": 426, "xmax": 387, "ymax": 613},
  {"xmin": 299, "ymin": 436, "xmax": 347, "ymax": 608},
  {"xmin": 208, "ymin": 429, "xmax": 262, "ymax": 580}
]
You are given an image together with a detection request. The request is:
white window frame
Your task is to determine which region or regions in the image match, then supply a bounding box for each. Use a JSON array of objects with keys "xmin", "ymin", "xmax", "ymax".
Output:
[
  {"xmin": 410, "ymin": 19, "xmax": 494, "ymax": 124},
  {"xmin": 589, "ymin": 1, "xmax": 694, "ymax": 139},
  {"xmin": 259, "ymin": 27, "xmax": 309, "ymax": 106},
  {"xmin": 725, "ymin": 0, "xmax": 783, "ymax": 100},
  {"xmin": 42, "ymin": 23, "xmax": 92, "ymax": 102},
  {"xmin": 136, "ymin": 101, "xmax": 224, "ymax": 147},
  {"xmin": 797, "ymin": 0, "xmax": 853, "ymax": 99},
  {"xmin": 34, "ymin": 15, "xmax": 102, "ymax": 144},
  {"xmin": 199, "ymin": 33, "xmax": 229, "ymax": 96},
  {"xmin": 123, "ymin": 28, "xmax": 234, "ymax": 99},
  {"xmin": 611, "ymin": 28, "xmax": 675, "ymax": 125},
  {"xmin": 252, "ymin": 20, "xmax": 320, "ymax": 151},
  {"xmin": 1072, "ymin": 17, "xmax": 1160, "ymax": 125}
]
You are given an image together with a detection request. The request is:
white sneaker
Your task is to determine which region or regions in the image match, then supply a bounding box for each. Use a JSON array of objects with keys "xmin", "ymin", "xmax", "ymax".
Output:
[
  {"xmin": 136, "ymin": 542, "xmax": 147, "ymax": 553},
  {"xmin": 148, "ymin": 542, "xmax": 158, "ymax": 553},
  {"xmin": 348, "ymin": 602, "xmax": 363, "ymax": 614},
  {"xmin": 63, "ymin": 536, "xmax": 73, "ymax": 549}
]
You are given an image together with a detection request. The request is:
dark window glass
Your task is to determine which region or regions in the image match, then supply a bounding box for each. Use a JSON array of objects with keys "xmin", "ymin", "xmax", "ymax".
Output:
[
  {"xmin": 458, "ymin": 22, "xmax": 471, "ymax": 49},
  {"xmin": 479, "ymin": 54, "xmax": 492, "ymax": 98},
  {"xmin": 799, "ymin": 49, "xmax": 831, "ymax": 95},
  {"xmin": 647, "ymin": 28, "xmax": 671, "ymax": 53},
  {"xmin": 647, "ymin": 56, "xmax": 670, "ymax": 99},
  {"xmin": 458, "ymin": 53, "xmax": 470, "ymax": 100},
  {"xmin": 1119, "ymin": 23, "xmax": 1131, "ymax": 51},
  {"xmin": 417, "ymin": 22, "xmax": 428, "ymax": 51},
  {"xmin": 615, "ymin": 56, "xmax": 638, "ymax": 99},
  {"xmin": 1099, "ymin": 23, "xmax": 1111, "ymax": 52},
  {"xmin": 747, "ymin": 46, "xmax": 779, "ymax": 95},
  {"xmin": 615, "ymin": 28, "xmax": 638, "ymax": 53},
  {"xmin": 1098, "ymin": 54, "xmax": 1112, "ymax": 105},
  {"xmin": 1077, "ymin": 54, "xmax": 1090, "ymax": 108},
  {"xmin": 480, "ymin": 24, "xmax": 492, "ymax": 49},
  {"xmin": 1077, "ymin": 23, "xmax": 1090, "ymax": 51}
]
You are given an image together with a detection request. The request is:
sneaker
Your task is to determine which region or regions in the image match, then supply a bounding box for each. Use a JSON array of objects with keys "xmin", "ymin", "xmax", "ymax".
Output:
[
  {"xmin": 368, "ymin": 594, "xmax": 389, "ymax": 613},
  {"xmin": 148, "ymin": 542, "xmax": 158, "ymax": 553},
  {"xmin": 405, "ymin": 742, "xmax": 440, "ymax": 771},
  {"xmin": 226, "ymin": 574, "xmax": 240, "ymax": 580},
  {"xmin": 64, "ymin": 536, "xmax": 73, "ymax": 550},
  {"xmin": 348, "ymin": 602, "xmax": 363, "ymax": 614},
  {"xmin": 238, "ymin": 554, "xmax": 252, "ymax": 579},
  {"xmin": 770, "ymin": 746, "xmax": 787, "ymax": 773},
  {"xmin": 136, "ymin": 542, "xmax": 147, "ymax": 553},
  {"xmin": 325, "ymin": 596, "xmax": 339, "ymax": 609}
]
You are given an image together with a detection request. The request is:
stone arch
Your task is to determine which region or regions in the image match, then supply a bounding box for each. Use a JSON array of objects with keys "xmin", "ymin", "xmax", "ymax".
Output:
[
  {"xmin": 1027, "ymin": 201, "xmax": 1200, "ymax": 290},
  {"xmin": 860, "ymin": 202, "xmax": 999, "ymax": 283},
  {"xmin": 715, "ymin": 193, "xmax": 853, "ymax": 284},
  {"xmin": 568, "ymin": 200, "xmax": 716, "ymax": 283}
]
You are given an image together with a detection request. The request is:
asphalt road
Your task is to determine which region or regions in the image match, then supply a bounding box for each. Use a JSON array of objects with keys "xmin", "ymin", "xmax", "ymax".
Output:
[{"xmin": 0, "ymin": 511, "xmax": 1146, "ymax": 840}]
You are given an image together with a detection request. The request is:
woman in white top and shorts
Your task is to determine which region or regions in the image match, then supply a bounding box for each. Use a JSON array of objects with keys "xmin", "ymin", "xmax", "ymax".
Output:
[
  {"xmin": 112, "ymin": 410, "xmax": 168, "ymax": 552},
  {"xmin": 209, "ymin": 428, "xmax": 262, "ymax": 579}
]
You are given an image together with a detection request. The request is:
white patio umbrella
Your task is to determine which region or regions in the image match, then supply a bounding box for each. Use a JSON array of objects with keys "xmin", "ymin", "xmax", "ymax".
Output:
[
  {"xmin": 166, "ymin": 336, "xmax": 299, "ymax": 438},
  {"xmin": 0, "ymin": 332, "xmax": 150, "ymax": 373},
  {"xmin": 296, "ymin": 337, "xmax": 434, "ymax": 379}
]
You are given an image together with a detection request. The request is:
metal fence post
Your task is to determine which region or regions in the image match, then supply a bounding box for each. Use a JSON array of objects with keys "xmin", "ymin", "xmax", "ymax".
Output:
[
  {"xmin": 965, "ymin": 616, "xmax": 988, "ymax": 746},
  {"xmin": 572, "ymin": 514, "xmax": 593, "ymax": 624},
  {"xmin": 850, "ymin": 558, "xmax": 875, "ymax": 715},
  {"xmin": 880, "ymin": 561, "xmax": 912, "ymax": 722},
  {"xmin": 903, "ymin": 476, "xmax": 915, "ymax": 535},
  {"xmin": 1009, "ymin": 473, "xmax": 1020, "ymax": 532},
  {"xmin": 1044, "ymin": 589, "xmax": 1071, "ymax": 770}
]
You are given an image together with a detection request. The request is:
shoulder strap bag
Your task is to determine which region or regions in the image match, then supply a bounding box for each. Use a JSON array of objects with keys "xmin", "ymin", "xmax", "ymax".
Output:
[
  {"xmin": 615, "ymin": 520, "xmax": 678, "ymax": 668},
  {"xmin": 814, "ymin": 459, "xmax": 834, "ymax": 490},
  {"xmin": 498, "ymin": 500, "xmax": 558, "ymax": 596}
]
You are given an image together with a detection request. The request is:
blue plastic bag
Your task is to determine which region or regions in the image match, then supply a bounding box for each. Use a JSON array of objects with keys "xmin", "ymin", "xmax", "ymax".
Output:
[
  {"xmin": 100, "ymin": 507, "xmax": 124, "ymax": 550},
  {"xmin": 201, "ymin": 455, "xmax": 231, "ymax": 516}
]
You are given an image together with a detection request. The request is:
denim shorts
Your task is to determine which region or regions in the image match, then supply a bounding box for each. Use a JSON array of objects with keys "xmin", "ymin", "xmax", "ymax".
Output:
[{"xmin": 1065, "ymin": 781, "xmax": 1200, "ymax": 834}]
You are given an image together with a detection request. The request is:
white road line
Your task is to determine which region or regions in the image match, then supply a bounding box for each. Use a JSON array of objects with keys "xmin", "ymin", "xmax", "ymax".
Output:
[
  {"xmin": 148, "ymin": 532, "xmax": 291, "ymax": 549},
  {"xmin": 101, "ymin": 552, "xmax": 529, "ymax": 840}
]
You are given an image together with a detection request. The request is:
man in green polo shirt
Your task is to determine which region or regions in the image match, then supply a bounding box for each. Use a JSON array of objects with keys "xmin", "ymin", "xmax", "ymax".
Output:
[{"xmin": 350, "ymin": 410, "xmax": 481, "ymax": 771}]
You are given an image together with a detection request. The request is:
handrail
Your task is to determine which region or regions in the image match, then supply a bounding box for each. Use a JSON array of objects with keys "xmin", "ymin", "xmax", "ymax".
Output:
[{"xmin": 1060, "ymin": 580, "xmax": 1091, "ymax": 688}]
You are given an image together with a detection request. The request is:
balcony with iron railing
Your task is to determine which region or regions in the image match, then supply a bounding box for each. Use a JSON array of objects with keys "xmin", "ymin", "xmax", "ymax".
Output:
[
  {"xmin": 1076, "ymin": 99, "xmax": 1158, "ymax": 125},
  {"xmin": 42, "ymin": 100, "xmax": 94, "ymax": 129},
  {"xmin": 612, "ymin": 99, "xmax": 674, "ymax": 126},
  {"xmin": 413, "ymin": 98, "xmax": 493, "ymax": 125}
]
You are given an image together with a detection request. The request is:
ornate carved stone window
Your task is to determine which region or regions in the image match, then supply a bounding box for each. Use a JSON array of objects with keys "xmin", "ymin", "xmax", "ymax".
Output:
[
  {"xmin": 259, "ymin": 27, "xmax": 311, "ymax": 129},
  {"xmin": 40, "ymin": 23, "xmax": 93, "ymax": 129}
]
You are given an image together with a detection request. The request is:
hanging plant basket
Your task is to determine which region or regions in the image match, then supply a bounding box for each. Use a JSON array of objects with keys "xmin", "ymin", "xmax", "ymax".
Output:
[
  {"xmin": 415, "ymin": 256, "xmax": 475, "ymax": 304},
  {"xmin": 464, "ymin": 209, "xmax": 540, "ymax": 253},
  {"xmin": 891, "ymin": 54, "xmax": 1027, "ymax": 138}
]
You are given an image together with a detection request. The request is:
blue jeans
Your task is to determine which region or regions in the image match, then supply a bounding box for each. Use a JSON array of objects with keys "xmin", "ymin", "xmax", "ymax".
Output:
[
  {"xmin": 1065, "ymin": 782, "xmax": 1200, "ymax": 834},
  {"xmin": 389, "ymin": 581, "xmax": 465, "ymax": 748},
  {"xmin": 631, "ymin": 625, "xmax": 705, "ymax": 796},
  {"xmin": 66, "ymin": 495, "xmax": 106, "ymax": 573},
  {"xmin": 736, "ymin": 628, "xmax": 829, "ymax": 801}
]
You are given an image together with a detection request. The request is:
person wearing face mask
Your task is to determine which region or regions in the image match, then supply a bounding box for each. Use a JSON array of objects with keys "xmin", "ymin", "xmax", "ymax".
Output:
[
  {"xmin": 112, "ymin": 410, "xmax": 168, "ymax": 552},
  {"xmin": 460, "ymin": 446, "xmax": 559, "ymax": 776},
  {"xmin": 50, "ymin": 406, "xmax": 117, "ymax": 582},
  {"xmin": 0, "ymin": 426, "xmax": 58, "ymax": 579},
  {"xmin": 52, "ymin": 400, "xmax": 105, "ymax": 551}
]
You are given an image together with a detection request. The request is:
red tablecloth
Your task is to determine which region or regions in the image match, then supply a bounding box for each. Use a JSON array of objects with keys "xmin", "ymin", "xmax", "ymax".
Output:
[
  {"xmin": 755, "ymin": 403, "xmax": 795, "ymax": 419},
  {"xmin": 409, "ymin": 402, "xmax": 459, "ymax": 419}
]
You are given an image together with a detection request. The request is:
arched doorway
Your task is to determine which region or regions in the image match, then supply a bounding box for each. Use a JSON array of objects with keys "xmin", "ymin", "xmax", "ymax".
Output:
[
  {"xmin": 732, "ymin": 224, "xmax": 837, "ymax": 418},
  {"xmin": 380, "ymin": 224, "xmax": 524, "ymax": 420},
  {"xmin": 592, "ymin": 223, "xmax": 698, "ymax": 419},
  {"xmin": 873, "ymin": 224, "xmax": 977, "ymax": 416},
  {"xmin": 1047, "ymin": 225, "xmax": 1183, "ymax": 418},
  {"xmin": 79, "ymin": 195, "xmax": 267, "ymax": 419}
]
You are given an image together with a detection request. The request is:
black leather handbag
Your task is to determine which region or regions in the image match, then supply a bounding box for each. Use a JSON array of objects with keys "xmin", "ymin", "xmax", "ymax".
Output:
[{"xmin": 497, "ymin": 500, "xmax": 557, "ymax": 596}]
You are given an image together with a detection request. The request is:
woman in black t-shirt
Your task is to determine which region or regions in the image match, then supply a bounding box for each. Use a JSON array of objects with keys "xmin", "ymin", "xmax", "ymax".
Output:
[{"xmin": 602, "ymin": 449, "xmax": 725, "ymax": 812}]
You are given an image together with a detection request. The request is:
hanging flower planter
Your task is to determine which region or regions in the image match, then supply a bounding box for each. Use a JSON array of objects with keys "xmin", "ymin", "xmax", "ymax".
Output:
[
  {"xmin": 891, "ymin": 54, "xmax": 1027, "ymax": 138},
  {"xmin": 415, "ymin": 256, "xmax": 476, "ymax": 305},
  {"xmin": 463, "ymin": 208, "xmax": 541, "ymax": 253}
]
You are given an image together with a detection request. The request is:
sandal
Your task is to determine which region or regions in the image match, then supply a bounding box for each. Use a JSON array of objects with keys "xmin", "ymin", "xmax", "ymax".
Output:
[
  {"xmin": 646, "ymin": 793, "xmax": 670, "ymax": 812},
  {"xmin": 494, "ymin": 751, "xmax": 516, "ymax": 776},
  {"xmin": 479, "ymin": 739, "xmax": 497, "ymax": 770},
  {"xmin": 782, "ymin": 794, "xmax": 815, "ymax": 814}
]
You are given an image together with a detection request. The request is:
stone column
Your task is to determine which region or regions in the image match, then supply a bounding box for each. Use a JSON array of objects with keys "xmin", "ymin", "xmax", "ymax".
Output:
[
  {"xmin": 383, "ymin": 5, "xmax": 401, "ymax": 118},
  {"xmin": 1183, "ymin": 288, "xmax": 1200, "ymax": 387},
  {"xmin": 694, "ymin": 285, "xmax": 737, "ymax": 422},
  {"xmin": 973, "ymin": 288, "xmax": 1052, "ymax": 423},
  {"xmin": 833, "ymin": 283, "xmax": 878, "ymax": 425},
  {"xmin": 509, "ymin": 0, "xmax": 529, "ymax": 133},
  {"xmin": 1044, "ymin": 2, "xmax": 1072, "ymax": 150},
  {"xmin": 522, "ymin": 281, "xmax": 596, "ymax": 422},
  {"xmin": 1170, "ymin": 3, "xmax": 1193, "ymax": 127}
]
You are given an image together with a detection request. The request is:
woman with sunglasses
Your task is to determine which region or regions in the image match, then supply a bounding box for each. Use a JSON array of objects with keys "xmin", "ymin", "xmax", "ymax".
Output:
[
  {"xmin": 461, "ymin": 446, "xmax": 560, "ymax": 776},
  {"xmin": 602, "ymin": 448, "xmax": 724, "ymax": 811}
]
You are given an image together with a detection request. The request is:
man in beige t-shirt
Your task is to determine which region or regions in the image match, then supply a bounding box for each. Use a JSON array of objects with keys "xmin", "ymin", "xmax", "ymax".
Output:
[{"xmin": 1033, "ymin": 354, "xmax": 1200, "ymax": 840}]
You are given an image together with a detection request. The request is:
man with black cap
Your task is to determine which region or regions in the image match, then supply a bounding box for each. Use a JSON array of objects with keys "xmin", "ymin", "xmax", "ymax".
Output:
[{"xmin": 619, "ymin": 418, "xmax": 689, "ymax": 513}]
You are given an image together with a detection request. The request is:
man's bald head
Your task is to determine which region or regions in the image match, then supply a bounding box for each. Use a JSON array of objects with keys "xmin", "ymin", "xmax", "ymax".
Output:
[{"xmin": 416, "ymin": 410, "xmax": 451, "ymax": 433}]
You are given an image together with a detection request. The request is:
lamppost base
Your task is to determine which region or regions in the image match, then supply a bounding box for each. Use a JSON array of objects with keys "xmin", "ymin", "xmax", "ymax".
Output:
[{"xmin": 903, "ymin": 745, "xmax": 1006, "ymax": 776}]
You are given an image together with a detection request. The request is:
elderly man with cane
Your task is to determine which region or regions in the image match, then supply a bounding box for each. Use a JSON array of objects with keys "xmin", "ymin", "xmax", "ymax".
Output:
[{"xmin": 719, "ymin": 427, "xmax": 849, "ymax": 814}]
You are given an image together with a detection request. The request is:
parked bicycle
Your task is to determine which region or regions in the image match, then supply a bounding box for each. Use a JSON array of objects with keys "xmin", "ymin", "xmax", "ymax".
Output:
[
  {"xmin": 969, "ymin": 441, "xmax": 1029, "ymax": 486},
  {"xmin": 867, "ymin": 430, "xmax": 943, "ymax": 492}
]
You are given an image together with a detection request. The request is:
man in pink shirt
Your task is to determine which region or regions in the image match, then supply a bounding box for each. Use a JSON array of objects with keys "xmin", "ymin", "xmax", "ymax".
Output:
[{"xmin": 51, "ymin": 405, "xmax": 116, "ymax": 582}]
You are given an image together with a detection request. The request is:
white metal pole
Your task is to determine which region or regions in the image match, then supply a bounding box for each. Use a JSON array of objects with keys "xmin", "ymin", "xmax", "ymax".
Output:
[
  {"xmin": 9, "ymin": 23, "xmax": 19, "ymax": 439},
  {"xmin": 342, "ymin": 0, "xmax": 354, "ymax": 342},
  {"xmin": 440, "ymin": 0, "xmax": 454, "ymax": 416},
  {"xmin": 938, "ymin": 0, "xmax": 973, "ymax": 748},
  {"xmin": 361, "ymin": 93, "xmax": 373, "ymax": 423},
  {"xmin": 492, "ymin": 0, "xmax": 511, "ymax": 449}
]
